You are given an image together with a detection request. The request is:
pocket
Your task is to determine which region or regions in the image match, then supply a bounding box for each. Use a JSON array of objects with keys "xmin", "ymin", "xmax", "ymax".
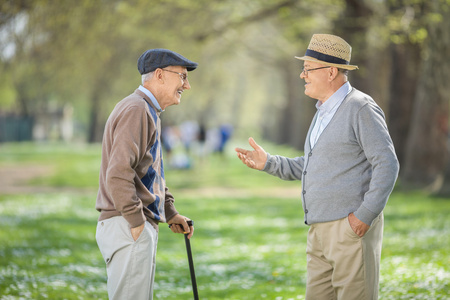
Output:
[
  {"xmin": 362, "ymin": 213, "xmax": 382, "ymax": 237},
  {"xmin": 96, "ymin": 217, "xmax": 132, "ymax": 265},
  {"xmin": 132, "ymin": 224, "xmax": 150, "ymax": 244},
  {"xmin": 345, "ymin": 216, "xmax": 362, "ymax": 239}
]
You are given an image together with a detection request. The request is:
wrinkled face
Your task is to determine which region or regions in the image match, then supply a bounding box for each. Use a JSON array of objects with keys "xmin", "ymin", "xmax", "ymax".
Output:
[
  {"xmin": 299, "ymin": 61, "xmax": 331, "ymax": 102},
  {"xmin": 159, "ymin": 66, "xmax": 191, "ymax": 109}
]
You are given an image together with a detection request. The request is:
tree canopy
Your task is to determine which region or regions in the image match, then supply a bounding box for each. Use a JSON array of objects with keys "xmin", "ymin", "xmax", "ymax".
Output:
[{"xmin": 1, "ymin": 0, "xmax": 449, "ymax": 194}]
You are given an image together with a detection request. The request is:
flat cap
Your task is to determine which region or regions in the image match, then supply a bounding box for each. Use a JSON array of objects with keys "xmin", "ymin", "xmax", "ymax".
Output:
[{"xmin": 137, "ymin": 48, "xmax": 198, "ymax": 75}]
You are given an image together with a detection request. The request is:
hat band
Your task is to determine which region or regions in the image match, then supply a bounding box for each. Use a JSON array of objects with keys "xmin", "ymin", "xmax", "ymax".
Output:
[{"xmin": 305, "ymin": 49, "xmax": 349, "ymax": 65}]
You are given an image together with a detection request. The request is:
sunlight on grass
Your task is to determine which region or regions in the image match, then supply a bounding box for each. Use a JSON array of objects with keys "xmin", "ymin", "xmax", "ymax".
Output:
[
  {"xmin": 0, "ymin": 142, "xmax": 449, "ymax": 299},
  {"xmin": 0, "ymin": 193, "xmax": 106, "ymax": 299}
]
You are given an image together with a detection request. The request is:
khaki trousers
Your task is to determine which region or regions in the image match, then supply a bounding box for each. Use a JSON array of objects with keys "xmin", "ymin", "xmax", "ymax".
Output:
[
  {"xmin": 305, "ymin": 213, "xmax": 383, "ymax": 300},
  {"xmin": 96, "ymin": 216, "xmax": 158, "ymax": 300}
]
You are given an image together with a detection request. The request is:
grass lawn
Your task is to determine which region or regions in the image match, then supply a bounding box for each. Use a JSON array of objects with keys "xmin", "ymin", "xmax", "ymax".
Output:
[{"xmin": 0, "ymin": 142, "xmax": 449, "ymax": 299}]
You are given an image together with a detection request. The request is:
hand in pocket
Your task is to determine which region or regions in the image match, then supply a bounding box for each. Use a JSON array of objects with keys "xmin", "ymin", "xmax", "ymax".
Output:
[
  {"xmin": 130, "ymin": 223, "xmax": 145, "ymax": 241},
  {"xmin": 348, "ymin": 213, "xmax": 370, "ymax": 237}
]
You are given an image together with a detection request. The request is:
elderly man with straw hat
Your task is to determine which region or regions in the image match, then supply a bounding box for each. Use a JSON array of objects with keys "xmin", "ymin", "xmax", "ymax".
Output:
[{"xmin": 235, "ymin": 34, "xmax": 399, "ymax": 299}]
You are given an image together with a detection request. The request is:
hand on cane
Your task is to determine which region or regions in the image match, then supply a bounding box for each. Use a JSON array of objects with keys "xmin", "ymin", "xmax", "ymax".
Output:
[
  {"xmin": 168, "ymin": 214, "xmax": 194, "ymax": 239},
  {"xmin": 235, "ymin": 137, "xmax": 268, "ymax": 170}
]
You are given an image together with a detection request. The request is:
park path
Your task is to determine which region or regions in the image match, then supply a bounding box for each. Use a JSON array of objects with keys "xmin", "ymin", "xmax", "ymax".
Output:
[
  {"xmin": 0, "ymin": 164, "xmax": 301, "ymax": 198},
  {"xmin": 0, "ymin": 165, "xmax": 51, "ymax": 194},
  {"xmin": 0, "ymin": 164, "xmax": 94, "ymax": 195},
  {"xmin": 178, "ymin": 186, "xmax": 301, "ymax": 199}
]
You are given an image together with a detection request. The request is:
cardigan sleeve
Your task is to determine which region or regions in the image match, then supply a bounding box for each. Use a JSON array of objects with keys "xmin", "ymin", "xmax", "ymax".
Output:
[
  {"xmin": 353, "ymin": 103, "xmax": 400, "ymax": 225},
  {"xmin": 263, "ymin": 153, "xmax": 305, "ymax": 181},
  {"xmin": 164, "ymin": 186, "xmax": 179, "ymax": 222}
]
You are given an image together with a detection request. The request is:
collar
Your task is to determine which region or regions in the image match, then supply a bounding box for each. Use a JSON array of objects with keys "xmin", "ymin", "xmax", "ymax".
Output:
[
  {"xmin": 138, "ymin": 85, "xmax": 163, "ymax": 112},
  {"xmin": 316, "ymin": 81, "xmax": 352, "ymax": 112}
]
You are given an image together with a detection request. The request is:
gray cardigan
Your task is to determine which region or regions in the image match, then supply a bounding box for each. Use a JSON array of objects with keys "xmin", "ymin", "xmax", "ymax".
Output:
[{"xmin": 263, "ymin": 88, "xmax": 399, "ymax": 226}]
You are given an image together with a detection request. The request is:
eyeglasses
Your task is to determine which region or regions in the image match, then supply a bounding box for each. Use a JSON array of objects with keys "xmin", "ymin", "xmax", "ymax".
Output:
[
  {"xmin": 301, "ymin": 66, "xmax": 331, "ymax": 76},
  {"xmin": 162, "ymin": 69, "xmax": 188, "ymax": 82}
]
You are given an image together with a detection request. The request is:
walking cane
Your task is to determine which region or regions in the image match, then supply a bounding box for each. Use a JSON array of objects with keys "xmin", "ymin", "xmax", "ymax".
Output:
[
  {"xmin": 170, "ymin": 220, "xmax": 199, "ymax": 299},
  {"xmin": 184, "ymin": 220, "xmax": 199, "ymax": 300}
]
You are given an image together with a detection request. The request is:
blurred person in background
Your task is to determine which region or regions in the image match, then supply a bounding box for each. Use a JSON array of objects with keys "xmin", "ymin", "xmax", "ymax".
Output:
[
  {"xmin": 235, "ymin": 34, "xmax": 399, "ymax": 300},
  {"xmin": 95, "ymin": 49, "xmax": 197, "ymax": 300}
]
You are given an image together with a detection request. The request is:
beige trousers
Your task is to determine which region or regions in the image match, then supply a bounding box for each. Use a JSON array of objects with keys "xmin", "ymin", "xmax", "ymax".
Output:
[
  {"xmin": 305, "ymin": 213, "xmax": 383, "ymax": 300},
  {"xmin": 96, "ymin": 216, "xmax": 158, "ymax": 300}
]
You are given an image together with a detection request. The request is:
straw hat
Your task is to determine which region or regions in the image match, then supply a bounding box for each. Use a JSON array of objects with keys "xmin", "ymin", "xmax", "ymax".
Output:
[{"xmin": 295, "ymin": 34, "xmax": 358, "ymax": 70}]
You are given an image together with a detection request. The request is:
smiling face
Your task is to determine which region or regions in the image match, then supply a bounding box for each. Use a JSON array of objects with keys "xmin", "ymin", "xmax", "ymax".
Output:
[
  {"xmin": 300, "ymin": 61, "xmax": 335, "ymax": 103},
  {"xmin": 153, "ymin": 66, "xmax": 191, "ymax": 110}
]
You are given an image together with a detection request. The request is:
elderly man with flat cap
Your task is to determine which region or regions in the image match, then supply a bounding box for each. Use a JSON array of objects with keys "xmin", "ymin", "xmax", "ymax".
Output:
[
  {"xmin": 95, "ymin": 49, "xmax": 197, "ymax": 299},
  {"xmin": 236, "ymin": 34, "xmax": 399, "ymax": 299}
]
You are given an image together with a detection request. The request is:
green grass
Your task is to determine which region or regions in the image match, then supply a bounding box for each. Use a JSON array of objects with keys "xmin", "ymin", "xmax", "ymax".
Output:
[{"xmin": 0, "ymin": 142, "xmax": 449, "ymax": 299}]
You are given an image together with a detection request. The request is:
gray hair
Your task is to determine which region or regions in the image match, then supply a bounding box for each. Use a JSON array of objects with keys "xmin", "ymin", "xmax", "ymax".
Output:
[
  {"xmin": 141, "ymin": 72, "xmax": 154, "ymax": 85},
  {"xmin": 338, "ymin": 68, "xmax": 349, "ymax": 76}
]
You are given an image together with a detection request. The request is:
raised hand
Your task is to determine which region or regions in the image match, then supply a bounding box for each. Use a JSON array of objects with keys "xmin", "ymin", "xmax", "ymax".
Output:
[{"xmin": 235, "ymin": 137, "xmax": 268, "ymax": 170}]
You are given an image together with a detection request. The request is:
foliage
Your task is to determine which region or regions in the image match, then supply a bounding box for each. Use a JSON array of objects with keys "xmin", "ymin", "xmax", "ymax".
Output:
[
  {"xmin": 0, "ymin": 142, "xmax": 449, "ymax": 299},
  {"xmin": 0, "ymin": 0, "xmax": 345, "ymax": 135}
]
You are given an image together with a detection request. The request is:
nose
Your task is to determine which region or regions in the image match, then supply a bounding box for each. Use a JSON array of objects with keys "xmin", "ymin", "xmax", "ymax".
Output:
[
  {"xmin": 300, "ymin": 70, "xmax": 306, "ymax": 79},
  {"xmin": 183, "ymin": 79, "xmax": 191, "ymax": 90}
]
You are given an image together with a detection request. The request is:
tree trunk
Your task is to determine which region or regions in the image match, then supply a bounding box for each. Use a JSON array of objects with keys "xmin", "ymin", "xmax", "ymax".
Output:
[
  {"xmin": 402, "ymin": 0, "xmax": 450, "ymax": 192},
  {"xmin": 433, "ymin": 0, "xmax": 450, "ymax": 196},
  {"xmin": 335, "ymin": 0, "xmax": 374, "ymax": 94},
  {"xmin": 388, "ymin": 42, "xmax": 422, "ymax": 166},
  {"xmin": 437, "ymin": 159, "xmax": 450, "ymax": 196},
  {"xmin": 87, "ymin": 87, "xmax": 104, "ymax": 143},
  {"xmin": 276, "ymin": 58, "xmax": 310, "ymax": 150}
]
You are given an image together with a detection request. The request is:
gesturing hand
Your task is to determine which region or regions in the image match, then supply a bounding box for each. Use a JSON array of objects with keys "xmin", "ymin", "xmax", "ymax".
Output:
[{"xmin": 235, "ymin": 137, "xmax": 268, "ymax": 170}]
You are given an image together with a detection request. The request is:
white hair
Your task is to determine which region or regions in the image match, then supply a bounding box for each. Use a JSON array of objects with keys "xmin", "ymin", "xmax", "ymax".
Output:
[{"xmin": 141, "ymin": 72, "xmax": 155, "ymax": 85}]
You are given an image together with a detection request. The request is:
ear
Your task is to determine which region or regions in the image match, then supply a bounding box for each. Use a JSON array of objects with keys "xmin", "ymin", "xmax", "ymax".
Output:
[
  {"xmin": 154, "ymin": 68, "xmax": 165, "ymax": 83},
  {"xmin": 328, "ymin": 67, "xmax": 339, "ymax": 81}
]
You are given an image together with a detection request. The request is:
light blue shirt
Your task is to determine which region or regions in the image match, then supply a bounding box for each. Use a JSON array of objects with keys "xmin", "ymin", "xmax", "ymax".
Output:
[
  {"xmin": 309, "ymin": 81, "xmax": 352, "ymax": 148},
  {"xmin": 138, "ymin": 85, "xmax": 163, "ymax": 112}
]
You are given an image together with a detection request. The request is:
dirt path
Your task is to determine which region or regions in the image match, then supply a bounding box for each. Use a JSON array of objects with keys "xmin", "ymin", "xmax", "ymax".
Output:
[
  {"xmin": 0, "ymin": 165, "xmax": 94, "ymax": 195},
  {"xmin": 0, "ymin": 164, "xmax": 301, "ymax": 198},
  {"xmin": 177, "ymin": 186, "xmax": 301, "ymax": 199}
]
